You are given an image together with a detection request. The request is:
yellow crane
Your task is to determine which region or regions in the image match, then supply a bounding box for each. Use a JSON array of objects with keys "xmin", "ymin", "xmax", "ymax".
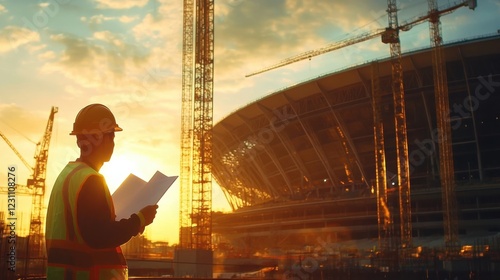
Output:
[
  {"xmin": 384, "ymin": 0, "xmax": 412, "ymax": 255},
  {"xmin": 0, "ymin": 106, "xmax": 58, "ymax": 275},
  {"xmin": 179, "ymin": 0, "xmax": 195, "ymax": 252},
  {"xmin": 246, "ymin": 1, "xmax": 476, "ymax": 78},
  {"xmin": 179, "ymin": 0, "xmax": 214, "ymax": 252},
  {"xmin": 246, "ymin": 0, "xmax": 476, "ymax": 259},
  {"xmin": 176, "ymin": 0, "xmax": 214, "ymax": 277},
  {"xmin": 26, "ymin": 106, "xmax": 58, "ymax": 266},
  {"xmin": 174, "ymin": 0, "xmax": 214, "ymax": 277},
  {"xmin": 428, "ymin": 0, "xmax": 476, "ymax": 256}
]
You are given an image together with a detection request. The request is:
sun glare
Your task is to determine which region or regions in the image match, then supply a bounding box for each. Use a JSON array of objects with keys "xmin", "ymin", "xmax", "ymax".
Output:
[{"xmin": 100, "ymin": 154, "xmax": 138, "ymax": 193}]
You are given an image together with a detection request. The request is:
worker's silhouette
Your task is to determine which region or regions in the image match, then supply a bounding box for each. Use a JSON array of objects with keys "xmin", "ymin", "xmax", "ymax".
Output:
[{"xmin": 45, "ymin": 104, "xmax": 158, "ymax": 280}]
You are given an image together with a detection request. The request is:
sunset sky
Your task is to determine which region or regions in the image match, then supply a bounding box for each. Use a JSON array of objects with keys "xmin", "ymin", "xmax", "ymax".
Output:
[{"xmin": 1, "ymin": 0, "xmax": 498, "ymax": 244}]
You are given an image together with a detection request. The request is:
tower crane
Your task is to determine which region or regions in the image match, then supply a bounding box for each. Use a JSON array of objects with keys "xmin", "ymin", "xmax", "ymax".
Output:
[
  {"xmin": 428, "ymin": 0, "xmax": 475, "ymax": 255},
  {"xmin": 246, "ymin": 1, "xmax": 476, "ymax": 78},
  {"xmin": 246, "ymin": 0, "xmax": 476, "ymax": 258},
  {"xmin": 179, "ymin": 0, "xmax": 195, "ymax": 250},
  {"xmin": 385, "ymin": 0, "xmax": 413, "ymax": 253},
  {"xmin": 176, "ymin": 0, "xmax": 214, "ymax": 277},
  {"xmin": 27, "ymin": 106, "xmax": 58, "ymax": 263},
  {"xmin": 0, "ymin": 106, "xmax": 58, "ymax": 274},
  {"xmin": 179, "ymin": 0, "xmax": 214, "ymax": 252}
]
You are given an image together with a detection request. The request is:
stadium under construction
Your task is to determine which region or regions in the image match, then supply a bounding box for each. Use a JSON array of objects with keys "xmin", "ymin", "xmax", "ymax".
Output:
[{"xmin": 210, "ymin": 34, "xmax": 500, "ymax": 277}]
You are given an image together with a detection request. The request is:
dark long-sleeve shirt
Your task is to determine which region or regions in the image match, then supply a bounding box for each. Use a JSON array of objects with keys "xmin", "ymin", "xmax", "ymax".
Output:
[{"xmin": 77, "ymin": 174, "xmax": 141, "ymax": 249}]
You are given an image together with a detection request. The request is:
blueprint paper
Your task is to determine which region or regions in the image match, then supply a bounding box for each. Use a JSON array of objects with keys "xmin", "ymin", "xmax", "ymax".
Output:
[
  {"xmin": 111, "ymin": 174, "xmax": 147, "ymax": 219},
  {"xmin": 111, "ymin": 171, "xmax": 178, "ymax": 220}
]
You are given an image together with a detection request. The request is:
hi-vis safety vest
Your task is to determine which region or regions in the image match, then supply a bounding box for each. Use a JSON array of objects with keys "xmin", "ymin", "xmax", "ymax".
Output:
[{"xmin": 46, "ymin": 162, "xmax": 128, "ymax": 280}]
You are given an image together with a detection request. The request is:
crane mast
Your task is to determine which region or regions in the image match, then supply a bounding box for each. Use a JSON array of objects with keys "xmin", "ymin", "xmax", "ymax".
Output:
[
  {"xmin": 428, "ymin": 0, "xmax": 476, "ymax": 255},
  {"xmin": 179, "ymin": 0, "xmax": 214, "ymax": 252},
  {"xmin": 26, "ymin": 106, "xmax": 58, "ymax": 269},
  {"xmin": 191, "ymin": 0, "xmax": 214, "ymax": 251},
  {"xmin": 383, "ymin": 0, "xmax": 413, "ymax": 253},
  {"xmin": 176, "ymin": 0, "xmax": 214, "ymax": 276},
  {"xmin": 179, "ymin": 0, "xmax": 195, "ymax": 249}
]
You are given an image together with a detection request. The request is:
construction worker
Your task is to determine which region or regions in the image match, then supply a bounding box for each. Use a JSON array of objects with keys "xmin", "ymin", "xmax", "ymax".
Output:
[{"xmin": 45, "ymin": 104, "xmax": 158, "ymax": 279}]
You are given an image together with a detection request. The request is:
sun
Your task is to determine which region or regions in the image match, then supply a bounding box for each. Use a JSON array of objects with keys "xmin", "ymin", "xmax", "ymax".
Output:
[{"xmin": 100, "ymin": 154, "xmax": 138, "ymax": 194}]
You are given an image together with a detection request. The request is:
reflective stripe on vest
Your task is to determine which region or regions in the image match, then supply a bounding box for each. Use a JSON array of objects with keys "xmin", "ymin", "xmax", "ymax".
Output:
[{"xmin": 46, "ymin": 162, "xmax": 127, "ymax": 280}]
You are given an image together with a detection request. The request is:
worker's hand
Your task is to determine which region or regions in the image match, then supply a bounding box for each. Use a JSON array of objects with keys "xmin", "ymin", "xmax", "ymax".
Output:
[{"xmin": 139, "ymin": 205, "xmax": 159, "ymax": 227}]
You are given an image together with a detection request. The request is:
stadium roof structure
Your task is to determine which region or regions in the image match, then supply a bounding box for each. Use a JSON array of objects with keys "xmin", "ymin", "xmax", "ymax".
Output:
[{"xmin": 212, "ymin": 34, "xmax": 500, "ymax": 211}]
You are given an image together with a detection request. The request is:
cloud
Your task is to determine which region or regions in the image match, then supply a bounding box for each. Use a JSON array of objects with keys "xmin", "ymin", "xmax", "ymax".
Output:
[
  {"xmin": 62, "ymin": 84, "xmax": 87, "ymax": 98},
  {"xmin": 42, "ymin": 32, "xmax": 150, "ymax": 89},
  {"xmin": 82, "ymin": 14, "xmax": 116, "ymax": 26},
  {"xmin": 213, "ymin": 0, "xmax": 451, "ymax": 80},
  {"xmin": 39, "ymin": 2, "xmax": 50, "ymax": 8},
  {"xmin": 0, "ymin": 26, "xmax": 40, "ymax": 53},
  {"xmin": 0, "ymin": 4, "xmax": 7, "ymax": 14},
  {"xmin": 131, "ymin": 1, "xmax": 182, "ymax": 47},
  {"xmin": 209, "ymin": 0, "xmax": 398, "ymax": 114},
  {"xmin": 213, "ymin": 1, "xmax": 386, "ymax": 79},
  {"xmin": 0, "ymin": 104, "xmax": 52, "ymax": 140},
  {"xmin": 119, "ymin": 15, "xmax": 138, "ymax": 23},
  {"xmin": 43, "ymin": 0, "xmax": 182, "ymax": 95},
  {"xmin": 132, "ymin": 14, "xmax": 163, "ymax": 43},
  {"xmin": 37, "ymin": 50, "xmax": 56, "ymax": 60},
  {"xmin": 81, "ymin": 14, "xmax": 139, "ymax": 30},
  {"xmin": 94, "ymin": 0, "xmax": 149, "ymax": 9},
  {"xmin": 93, "ymin": 30, "xmax": 125, "ymax": 47}
]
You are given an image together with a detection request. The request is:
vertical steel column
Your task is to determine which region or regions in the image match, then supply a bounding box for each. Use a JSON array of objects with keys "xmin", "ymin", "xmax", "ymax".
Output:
[
  {"xmin": 179, "ymin": 0, "xmax": 214, "ymax": 251},
  {"xmin": 428, "ymin": 0, "xmax": 459, "ymax": 254},
  {"xmin": 371, "ymin": 62, "xmax": 392, "ymax": 252},
  {"xmin": 384, "ymin": 0, "xmax": 412, "ymax": 251},
  {"xmin": 191, "ymin": 0, "xmax": 214, "ymax": 250},
  {"xmin": 179, "ymin": 0, "xmax": 194, "ymax": 249}
]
